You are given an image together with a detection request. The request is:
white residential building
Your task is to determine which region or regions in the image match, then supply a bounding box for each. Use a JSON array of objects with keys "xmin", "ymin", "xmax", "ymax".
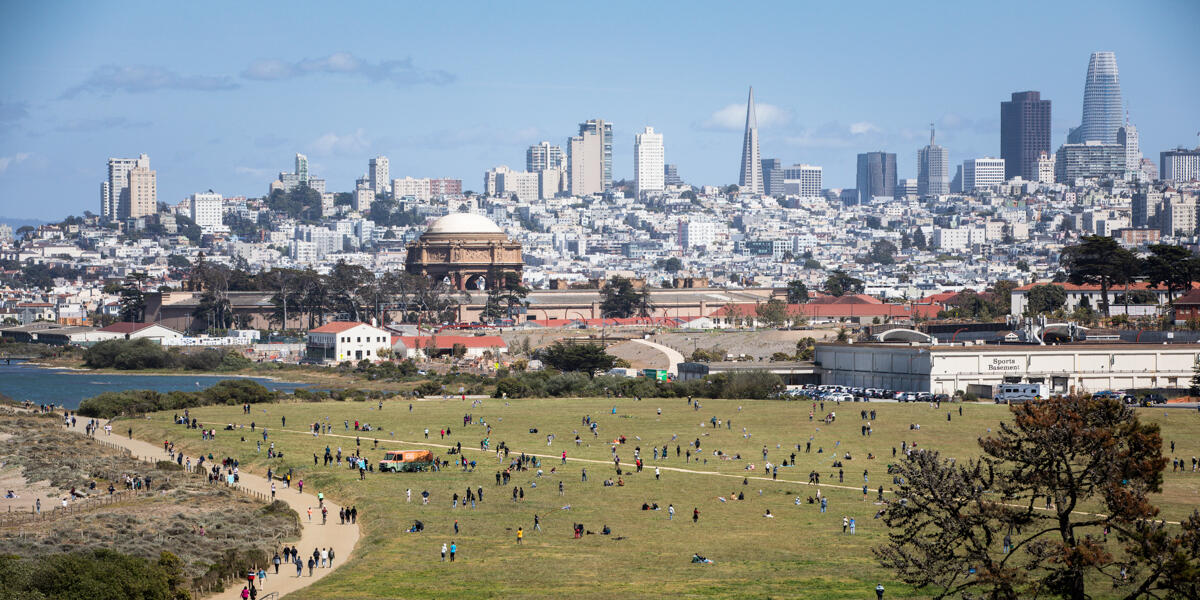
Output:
[
  {"xmin": 369, "ymin": 156, "xmax": 390, "ymax": 195},
  {"xmin": 962, "ymin": 158, "xmax": 1006, "ymax": 191},
  {"xmin": 634, "ymin": 126, "xmax": 665, "ymax": 197},
  {"xmin": 305, "ymin": 321, "xmax": 392, "ymax": 364},
  {"xmin": 392, "ymin": 177, "xmax": 432, "ymax": 201},
  {"xmin": 189, "ymin": 192, "xmax": 223, "ymax": 230},
  {"xmin": 354, "ymin": 188, "xmax": 374, "ymax": 212},
  {"xmin": 933, "ymin": 227, "xmax": 970, "ymax": 251},
  {"xmin": 526, "ymin": 142, "xmax": 565, "ymax": 172},
  {"xmin": 102, "ymin": 154, "xmax": 152, "ymax": 220},
  {"xmin": 782, "ymin": 164, "xmax": 822, "ymax": 197},
  {"xmin": 679, "ymin": 219, "xmax": 716, "ymax": 249},
  {"xmin": 496, "ymin": 170, "xmax": 540, "ymax": 202}
]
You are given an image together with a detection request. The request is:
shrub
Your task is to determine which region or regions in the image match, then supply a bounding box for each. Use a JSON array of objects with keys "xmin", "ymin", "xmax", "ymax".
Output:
[
  {"xmin": 1, "ymin": 548, "xmax": 191, "ymax": 600},
  {"xmin": 78, "ymin": 380, "xmax": 276, "ymax": 418}
]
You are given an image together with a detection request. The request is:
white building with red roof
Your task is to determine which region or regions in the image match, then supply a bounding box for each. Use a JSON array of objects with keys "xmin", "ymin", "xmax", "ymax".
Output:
[{"xmin": 305, "ymin": 321, "xmax": 392, "ymax": 364}]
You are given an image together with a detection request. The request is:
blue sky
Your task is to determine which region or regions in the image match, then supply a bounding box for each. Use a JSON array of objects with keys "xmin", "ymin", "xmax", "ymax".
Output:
[{"xmin": 1, "ymin": 1, "xmax": 1198, "ymax": 220}]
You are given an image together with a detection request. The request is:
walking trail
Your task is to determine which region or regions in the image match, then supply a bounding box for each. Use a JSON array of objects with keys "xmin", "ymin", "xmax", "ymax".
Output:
[
  {"xmin": 631, "ymin": 338, "xmax": 685, "ymax": 375},
  {"xmin": 66, "ymin": 420, "xmax": 360, "ymax": 600}
]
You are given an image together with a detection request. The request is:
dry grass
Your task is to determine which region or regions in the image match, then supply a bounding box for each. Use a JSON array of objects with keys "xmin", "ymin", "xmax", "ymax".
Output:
[{"xmin": 0, "ymin": 415, "xmax": 299, "ymax": 591}]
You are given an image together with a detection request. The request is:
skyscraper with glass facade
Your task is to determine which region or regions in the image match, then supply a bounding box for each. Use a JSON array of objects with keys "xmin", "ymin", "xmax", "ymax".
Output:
[
  {"xmin": 1071, "ymin": 52, "xmax": 1123, "ymax": 144},
  {"xmin": 1000, "ymin": 91, "xmax": 1051, "ymax": 181},
  {"xmin": 917, "ymin": 125, "xmax": 949, "ymax": 197}
]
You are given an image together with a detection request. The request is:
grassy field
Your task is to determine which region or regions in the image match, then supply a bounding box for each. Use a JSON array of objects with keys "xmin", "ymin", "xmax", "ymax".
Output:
[{"xmin": 123, "ymin": 397, "xmax": 1200, "ymax": 599}]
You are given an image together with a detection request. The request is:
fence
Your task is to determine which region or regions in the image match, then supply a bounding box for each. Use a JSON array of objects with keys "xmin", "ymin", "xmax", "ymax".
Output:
[{"xmin": 0, "ymin": 489, "xmax": 144, "ymax": 527}]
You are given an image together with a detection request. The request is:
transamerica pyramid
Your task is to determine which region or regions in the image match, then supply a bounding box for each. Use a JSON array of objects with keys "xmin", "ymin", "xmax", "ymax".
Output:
[{"xmin": 738, "ymin": 86, "xmax": 763, "ymax": 195}]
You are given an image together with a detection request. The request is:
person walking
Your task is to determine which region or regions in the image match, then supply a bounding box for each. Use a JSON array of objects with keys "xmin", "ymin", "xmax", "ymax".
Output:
[
  {"xmin": 517, "ymin": 527, "xmax": 524, "ymax": 545},
  {"xmin": 534, "ymin": 514, "xmax": 541, "ymax": 532},
  {"xmin": 692, "ymin": 507, "xmax": 699, "ymax": 524},
  {"xmin": 655, "ymin": 466, "xmax": 660, "ymax": 481},
  {"xmin": 668, "ymin": 504, "xmax": 674, "ymax": 520},
  {"xmin": 876, "ymin": 583, "xmax": 885, "ymax": 599},
  {"xmin": 843, "ymin": 516, "xmax": 849, "ymax": 534},
  {"xmin": 272, "ymin": 553, "xmax": 281, "ymax": 574}
]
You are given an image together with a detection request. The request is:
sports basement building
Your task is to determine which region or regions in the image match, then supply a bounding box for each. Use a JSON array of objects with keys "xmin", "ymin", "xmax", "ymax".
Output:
[{"xmin": 815, "ymin": 342, "xmax": 1200, "ymax": 395}]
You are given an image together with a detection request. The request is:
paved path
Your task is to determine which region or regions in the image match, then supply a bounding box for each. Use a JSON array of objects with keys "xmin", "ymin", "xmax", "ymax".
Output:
[
  {"xmin": 631, "ymin": 338, "xmax": 686, "ymax": 375},
  {"xmin": 66, "ymin": 420, "xmax": 360, "ymax": 600}
]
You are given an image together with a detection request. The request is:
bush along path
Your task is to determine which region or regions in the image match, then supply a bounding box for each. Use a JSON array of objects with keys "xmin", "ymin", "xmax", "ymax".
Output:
[{"xmin": 65, "ymin": 418, "xmax": 361, "ymax": 600}]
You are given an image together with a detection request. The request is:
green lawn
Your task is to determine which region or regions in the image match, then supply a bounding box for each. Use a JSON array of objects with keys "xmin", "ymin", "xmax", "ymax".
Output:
[{"xmin": 123, "ymin": 397, "xmax": 1200, "ymax": 599}]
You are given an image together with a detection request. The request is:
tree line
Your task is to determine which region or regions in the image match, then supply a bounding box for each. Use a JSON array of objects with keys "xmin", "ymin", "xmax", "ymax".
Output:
[{"xmin": 179, "ymin": 257, "xmax": 493, "ymax": 331}]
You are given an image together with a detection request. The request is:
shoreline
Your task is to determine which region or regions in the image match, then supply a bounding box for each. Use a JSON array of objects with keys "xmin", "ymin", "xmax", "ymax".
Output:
[{"xmin": 18, "ymin": 361, "xmax": 312, "ymax": 385}]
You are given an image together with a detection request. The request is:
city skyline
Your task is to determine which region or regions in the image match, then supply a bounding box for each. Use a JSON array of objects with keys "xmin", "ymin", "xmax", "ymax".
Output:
[{"xmin": 1, "ymin": 2, "xmax": 1198, "ymax": 219}]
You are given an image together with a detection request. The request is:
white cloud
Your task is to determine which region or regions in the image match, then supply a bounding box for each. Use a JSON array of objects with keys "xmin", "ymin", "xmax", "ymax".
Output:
[
  {"xmin": 310, "ymin": 129, "xmax": 371, "ymax": 156},
  {"xmin": 60, "ymin": 65, "xmax": 238, "ymax": 98},
  {"xmin": 242, "ymin": 52, "xmax": 454, "ymax": 87},
  {"xmin": 849, "ymin": 121, "xmax": 881, "ymax": 135},
  {"xmin": 0, "ymin": 152, "xmax": 31, "ymax": 174},
  {"xmin": 701, "ymin": 102, "xmax": 792, "ymax": 131}
]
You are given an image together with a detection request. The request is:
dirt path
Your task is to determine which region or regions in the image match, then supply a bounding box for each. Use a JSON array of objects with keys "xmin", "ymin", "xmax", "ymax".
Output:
[{"xmin": 64, "ymin": 420, "xmax": 361, "ymax": 600}]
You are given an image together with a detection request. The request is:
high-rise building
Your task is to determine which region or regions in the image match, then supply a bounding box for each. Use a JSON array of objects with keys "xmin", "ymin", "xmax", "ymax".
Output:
[
  {"xmin": 295, "ymin": 154, "xmax": 309, "ymax": 184},
  {"xmin": 568, "ymin": 119, "xmax": 612, "ymax": 196},
  {"xmin": 189, "ymin": 192, "xmax": 223, "ymax": 230},
  {"xmin": 1000, "ymin": 91, "xmax": 1051, "ymax": 180},
  {"xmin": 102, "ymin": 154, "xmax": 151, "ymax": 220},
  {"xmin": 738, "ymin": 87, "xmax": 763, "ymax": 195},
  {"xmin": 1055, "ymin": 141, "xmax": 1127, "ymax": 182},
  {"xmin": 899, "ymin": 178, "xmax": 920, "ymax": 199},
  {"xmin": 1160, "ymin": 195, "xmax": 1197, "ymax": 238},
  {"xmin": 1117, "ymin": 125, "xmax": 1142, "ymax": 180},
  {"xmin": 782, "ymin": 164, "xmax": 822, "ymax": 197},
  {"xmin": 369, "ymin": 156, "xmax": 390, "ymax": 195},
  {"xmin": 664, "ymin": 164, "xmax": 681, "ymax": 186},
  {"xmin": 497, "ymin": 170, "xmax": 541, "ymax": 202},
  {"xmin": 126, "ymin": 165, "xmax": 157, "ymax": 219},
  {"xmin": 634, "ymin": 126, "xmax": 665, "ymax": 197},
  {"xmin": 917, "ymin": 125, "xmax": 949, "ymax": 197},
  {"xmin": 1070, "ymin": 52, "xmax": 1123, "ymax": 144},
  {"xmin": 1132, "ymin": 185, "xmax": 1163, "ymax": 229},
  {"xmin": 961, "ymin": 158, "xmax": 1006, "ymax": 191},
  {"xmin": 1161, "ymin": 148, "xmax": 1200, "ymax": 182},
  {"xmin": 391, "ymin": 177, "xmax": 433, "ymax": 201},
  {"xmin": 856, "ymin": 152, "xmax": 897, "ymax": 204},
  {"xmin": 761, "ymin": 158, "xmax": 783, "ymax": 196},
  {"xmin": 1037, "ymin": 151, "xmax": 1056, "ymax": 184},
  {"xmin": 526, "ymin": 142, "xmax": 565, "ymax": 173}
]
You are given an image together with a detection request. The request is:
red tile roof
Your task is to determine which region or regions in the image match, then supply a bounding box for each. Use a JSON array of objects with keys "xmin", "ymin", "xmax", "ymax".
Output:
[
  {"xmin": 1173, "ymin": 289, "xmax": 1200, "ymax": 306},
  {"xmin": 309, "ymin": 321, "xmax": 373, "ymax": 334}
]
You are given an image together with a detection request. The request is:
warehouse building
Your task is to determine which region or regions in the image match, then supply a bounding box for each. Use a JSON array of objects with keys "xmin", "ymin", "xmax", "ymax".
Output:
[{"xmin": 815, "ymin": 341, "xmax": 1199, "ymax": 395}]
